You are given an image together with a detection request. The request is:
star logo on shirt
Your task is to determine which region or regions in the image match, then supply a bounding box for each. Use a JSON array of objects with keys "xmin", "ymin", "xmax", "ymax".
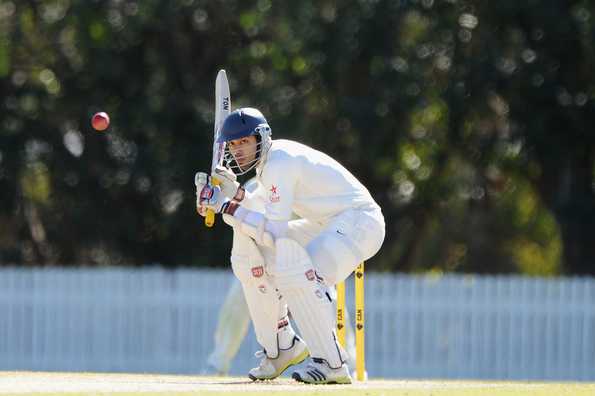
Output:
[{"xmin": 269, "ymin": 184, "xmax": 280, "ymax": 203}]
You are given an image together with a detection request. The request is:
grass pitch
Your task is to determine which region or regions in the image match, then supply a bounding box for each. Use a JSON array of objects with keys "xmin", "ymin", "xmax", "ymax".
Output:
[{"xmin": 0, "ymin": 372, "xmax": 593, "ymax": 396}]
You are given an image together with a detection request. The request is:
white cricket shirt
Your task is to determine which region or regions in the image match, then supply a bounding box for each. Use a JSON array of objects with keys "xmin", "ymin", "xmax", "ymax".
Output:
[{"xmin": 254, "ymin": 139, "xmax": 377, "ymax": 222}]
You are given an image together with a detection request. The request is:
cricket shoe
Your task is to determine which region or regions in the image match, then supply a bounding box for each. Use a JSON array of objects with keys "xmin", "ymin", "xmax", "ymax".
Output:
[
  {"xmin": 291, "ymin": 358, "xmax": 352, "ymax": 384},
  {"xmin": 248, "ymin": 336, "xmax": 309, "ymax": 381}
]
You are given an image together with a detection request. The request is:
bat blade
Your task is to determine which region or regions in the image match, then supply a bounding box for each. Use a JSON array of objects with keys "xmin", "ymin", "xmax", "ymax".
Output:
[{"xmin": 205, "ymin": 69, "xmax": 231, "ymax": 227}]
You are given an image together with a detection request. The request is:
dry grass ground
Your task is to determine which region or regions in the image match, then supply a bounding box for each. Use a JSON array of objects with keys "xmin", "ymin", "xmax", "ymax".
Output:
[{"xmin": 0, "ymin": 372, "xmax": 593, "ymax": 396}]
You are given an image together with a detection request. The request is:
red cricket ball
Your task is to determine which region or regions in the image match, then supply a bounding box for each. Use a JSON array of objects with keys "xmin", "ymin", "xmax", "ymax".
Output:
[{"xmin": 91, "ymin": 112, "xmax": 110, "ymax": 131}]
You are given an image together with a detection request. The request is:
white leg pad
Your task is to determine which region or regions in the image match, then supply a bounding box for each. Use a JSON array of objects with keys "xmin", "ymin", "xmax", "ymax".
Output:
[
  {"xmin": 272, "ymin": 238, "xmax": 347, "ymax": 368},
  {"xmin": 231, "ymin": 230, "xmax": 284, "ymax": 357}
]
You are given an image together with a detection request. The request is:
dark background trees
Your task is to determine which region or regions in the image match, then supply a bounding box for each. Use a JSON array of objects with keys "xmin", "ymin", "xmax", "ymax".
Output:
[{"xmin": 1, "ymin": 0, "xmax": 593, "ymax": 275}]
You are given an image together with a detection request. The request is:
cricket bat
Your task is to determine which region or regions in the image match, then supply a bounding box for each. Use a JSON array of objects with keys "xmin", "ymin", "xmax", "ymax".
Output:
[{"xmin": 205, "ymin": 70, "xmax": 231, "ymax": 227}]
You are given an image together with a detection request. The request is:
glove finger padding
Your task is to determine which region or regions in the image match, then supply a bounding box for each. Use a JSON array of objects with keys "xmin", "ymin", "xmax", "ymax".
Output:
[
  {"xmin": 195, "ymin": 172, "xmax": 210, "ymax": 214},
  {"xmin": 195, "ymin": 172, "xmax": 210, "ymax": 190},
  {"xmin": 213, "ymin": 165, "xmax": 240, "ymax": 199},
  {"xmin": 214, "ymin": 165, "xmax": 237, "ymax": 182},
  {"xmin": 199, "ymin": 185, "xmax": 229, "ymax": 213}
]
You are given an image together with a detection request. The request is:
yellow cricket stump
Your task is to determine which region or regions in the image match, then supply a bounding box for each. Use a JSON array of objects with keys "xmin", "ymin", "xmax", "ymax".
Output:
[
  {"xmin": 336, "ymin": 280, "xmax": 346, "ymax": 346},
  {"xmin": 355, "ymin": 262, "xmax": 365, "ymax": 381},
  {"xmin": 336, "ymin": 262, "xmax": 365, "ymax": 381}
]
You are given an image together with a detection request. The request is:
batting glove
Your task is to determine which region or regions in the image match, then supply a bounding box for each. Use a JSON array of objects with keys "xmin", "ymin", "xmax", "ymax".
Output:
[
  {"xmin": 213, "ymin": 165, "xmax": 244, "ymax": 201},
  {"xmin": 199, "ymin": 184, "xmax": 231, "ymax": 214},
  {"xmin": 195, "ymin": 172, "xmax": 210, "ymax": 216}
]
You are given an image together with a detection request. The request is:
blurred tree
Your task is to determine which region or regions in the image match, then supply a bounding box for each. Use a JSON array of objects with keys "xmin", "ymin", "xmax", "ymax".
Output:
[
  {"xmin": 0, "ymin": 0, "xmax": 593, "ymax": 275},
  {"xmin": 486, "ymin": 1, "xmax": 595, "ymax": 275},
  {"xmin": 434, "ymin": 0, "xmax": 595, "ymax": 275}
]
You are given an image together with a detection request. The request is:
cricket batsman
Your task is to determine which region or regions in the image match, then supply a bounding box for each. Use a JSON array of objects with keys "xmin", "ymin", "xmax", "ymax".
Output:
[{"xmin": 196, "ymin": 107, "xmax": 385, "ymax": 384}]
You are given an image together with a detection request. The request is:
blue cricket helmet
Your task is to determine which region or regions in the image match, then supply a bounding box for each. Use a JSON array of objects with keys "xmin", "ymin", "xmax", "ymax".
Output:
[
  {"xmin": 218, "ymin": 107, "xmax": 272, "ymax": 175},
  {"xmin": 217, "ymin": 108, "xmax": 269, "ymax": 143}
]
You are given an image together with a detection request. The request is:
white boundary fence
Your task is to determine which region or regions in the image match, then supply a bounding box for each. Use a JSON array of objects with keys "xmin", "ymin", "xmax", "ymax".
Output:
[{"xmin": 0, "ymin": 267, "xmax": 593, "ymax": 380}]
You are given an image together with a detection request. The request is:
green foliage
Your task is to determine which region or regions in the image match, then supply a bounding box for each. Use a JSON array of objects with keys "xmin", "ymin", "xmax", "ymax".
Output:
[{"xmin": 0, "ymin": 0, "xmax": 594, "ymax": 274}]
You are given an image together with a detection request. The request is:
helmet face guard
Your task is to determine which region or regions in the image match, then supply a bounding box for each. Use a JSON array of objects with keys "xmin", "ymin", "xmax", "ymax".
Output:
[
  {"xmin": 223, "ymin": 126, "xmax": 271, "ymax": 175},
  {"xmin": 217, "ymin": 108, "xmax": 272, "ymax": 176}
]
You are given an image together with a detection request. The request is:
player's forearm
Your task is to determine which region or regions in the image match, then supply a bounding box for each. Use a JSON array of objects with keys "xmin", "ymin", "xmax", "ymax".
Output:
[
  {"xmin": 234, "ymin": 206, "xmax": 288, "ymax": 238},
  {"xmin": 222, "ymin": 205, "xmax": 288, "ymax": 247}
]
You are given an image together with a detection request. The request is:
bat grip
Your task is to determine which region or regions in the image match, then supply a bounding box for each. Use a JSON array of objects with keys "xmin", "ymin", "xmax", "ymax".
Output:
[{"xmin": 204, "ymin": 177, "xmax": 220, "ymax": 227}]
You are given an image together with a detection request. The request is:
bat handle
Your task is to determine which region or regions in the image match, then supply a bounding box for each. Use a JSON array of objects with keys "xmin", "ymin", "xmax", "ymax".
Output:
[{"xmin": 204, "ymin": 177, "xmax": 221, "ymax": 227}]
